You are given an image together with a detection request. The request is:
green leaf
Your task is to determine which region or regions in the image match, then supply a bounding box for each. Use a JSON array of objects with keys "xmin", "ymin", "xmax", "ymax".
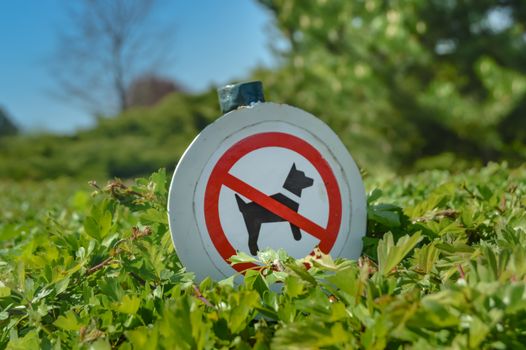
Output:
[
  {"xmin": 84, "ymin": 216, "xmax": 100, "ymax": 239},
  {"xmin": 112, "ymin": 295, "xmax": 141, "ymax": 315},
  {"xmin": 285, "ymin": 262, "xmax": 317, "ymax": 285},
  {"xmin": 99, "ymin": 210, "xmax": 113, "ymax": 238},
  {"xmin": 228, "ymin": 251, "xmax": 258, "ymax": 265},
  {"xmin": 89, "ymin": 339, "xmax": 111, "ymax": 350},
  {"xmin": 0, "ymin": 286, "xmax": 11, "ymax": 298},
  {"xmin": 226, "ymin": 290, "xmax": 259, "ymax": 333},
  {"xmin": 54, "ymin": 277, "xmax": 70, "ymax": 295},
  {"xmin": 284, "ymin": 275, "xmax": 306, "ymax": 298},
  {"xmin": 54, "ymin": 310, "xmax": 82, "ymax": 331},
  {"xmin": 140, "ymin": 208, "xmax": 167, "ymax": 224},
  {"xmin": 368, "ymin": 188, "xmax": 383, "ymax": 203},
  {"xmin": 408, "ymin": 298, "xmax": 460, "ymax": 329},
  {"xmin": 6, "ymin": 330, "xmax": 40, "ymax": 350},
  {"xmin": 368, "ymin": 204, "xmax": 401, "ymax": 227},
  {"xmin": 126, "ymin": 327, "xmax": 157, "ymax": 349},
  {"xmin": 272, "ymin": 320, "xmax": 350, "ymax": 349},
  {"xmin": 412, "ymin": 243, "xmax": 440, "ymax": 274},
  {"xmin": 468, "ymin": 316, "xmax": 490, "ymax": 348},
  {"xmin": 325, "ymin": 267, "xmax": 358, "ymax": 296},
  {"xmin": 377, "ymin": 232, "xmax": 423, "ymax": 275},
  {"xmin": 244, "ymin": 270, "xmax": 269, "ymax": 298},
  {"xmin": 218, "ymin": 275, "xmax": 236, "ymax": 288},
  {"xmin": 150, "ymin": 168, "xmax": 167, "ymax": 197}
]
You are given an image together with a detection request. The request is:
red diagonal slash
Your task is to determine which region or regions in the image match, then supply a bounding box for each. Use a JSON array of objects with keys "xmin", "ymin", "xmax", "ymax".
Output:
[
  {"xmin": 223, "ymin": 173, "xmax": 327, "ymax": 241},
  {"xmin": 204, "ymin": 132, "xmax": 342, "ymax": 273}
]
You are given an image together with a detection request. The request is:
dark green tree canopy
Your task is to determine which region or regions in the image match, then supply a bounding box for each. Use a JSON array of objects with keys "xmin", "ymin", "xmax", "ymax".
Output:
[
  {"xmin": 0, "ymin": 107, "xmax": 18, "ymax": 137},
  {"xmin": 257, "ymin": 0, "xmax": 526, "ymax": 171}
]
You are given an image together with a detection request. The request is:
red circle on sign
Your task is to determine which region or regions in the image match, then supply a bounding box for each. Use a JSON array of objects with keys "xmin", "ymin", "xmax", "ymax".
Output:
[{"xmin": 204, "ymin": 132, "xmax": 342, "ymax": 272}]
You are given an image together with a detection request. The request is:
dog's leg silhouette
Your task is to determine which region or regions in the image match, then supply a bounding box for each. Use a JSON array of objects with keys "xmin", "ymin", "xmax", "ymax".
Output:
[
  {"xmin": 235, "ymin": 194, "xmax": 263, "ymax": 255},
  {"xmin": 245, "ymin": 220, "xmax": 262, "ymax": 256},
  {"xmin": 290, "ymin": 224, "xmax": 302, "ymax": 241}
]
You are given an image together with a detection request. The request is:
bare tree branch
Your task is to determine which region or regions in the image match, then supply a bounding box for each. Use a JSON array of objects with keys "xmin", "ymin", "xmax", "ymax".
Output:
[{"xmin": 49, "ymin": 0, "xmax": 176, "ymax": 116}]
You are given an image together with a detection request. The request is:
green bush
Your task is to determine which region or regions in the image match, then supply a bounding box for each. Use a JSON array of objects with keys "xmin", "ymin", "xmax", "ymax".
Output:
[
  {"xmin": 1, "ymin": 163, "xmax": 526, "ymax": 348},
  {"xmin": 0, "ymin": 91, "xmax": 219, "ymax": 181}
]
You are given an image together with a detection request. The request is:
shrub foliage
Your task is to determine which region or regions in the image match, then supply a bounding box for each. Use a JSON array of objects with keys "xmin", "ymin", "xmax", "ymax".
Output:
[{"xmin": 1, "ymin": 163, "xmax": 526, "ymax": 349}]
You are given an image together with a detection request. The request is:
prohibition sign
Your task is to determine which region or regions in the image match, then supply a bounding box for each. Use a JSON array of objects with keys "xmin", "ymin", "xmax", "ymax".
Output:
[
  {"xmin": 168, "ymin": 102, "xmax": 366, "ymax": 281},
  {"xmin": 204, "ymin": 132, "xmax": 342, "ymax": 272}
]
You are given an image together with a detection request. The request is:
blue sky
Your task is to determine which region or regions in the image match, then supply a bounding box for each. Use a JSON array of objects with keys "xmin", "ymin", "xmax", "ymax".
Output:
[{"xmin": 0, "ymin": 1, "xmax": 280, "ymax": 133}]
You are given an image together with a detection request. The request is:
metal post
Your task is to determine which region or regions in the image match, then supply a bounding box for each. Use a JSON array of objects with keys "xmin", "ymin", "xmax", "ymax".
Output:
[{"xmin": 217, "ymin": 81, "xmax": 265, "ymax": 114}]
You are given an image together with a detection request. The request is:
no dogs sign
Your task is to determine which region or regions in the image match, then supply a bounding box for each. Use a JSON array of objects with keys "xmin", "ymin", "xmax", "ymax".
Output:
[{"xmin": 168, "ymin": 103, "xmax": 366, "ymax": 280}]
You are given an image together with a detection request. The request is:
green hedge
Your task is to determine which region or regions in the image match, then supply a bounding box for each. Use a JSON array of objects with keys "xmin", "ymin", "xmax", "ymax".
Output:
[{"xmin": 1, "ymin": 163, "xmax": 526, "ymax": 348}]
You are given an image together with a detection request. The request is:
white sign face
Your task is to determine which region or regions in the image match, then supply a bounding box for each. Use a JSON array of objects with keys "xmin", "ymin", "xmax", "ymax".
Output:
[{"xmin": 168, "ymin": 103, "xmax": 366, "ymax": 281}]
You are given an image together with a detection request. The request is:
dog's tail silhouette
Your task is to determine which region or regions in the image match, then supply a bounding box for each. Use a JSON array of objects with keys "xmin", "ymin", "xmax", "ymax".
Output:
[{"xmin": 235, "ymin": 194, "xmax": 247, "ymax": 211}]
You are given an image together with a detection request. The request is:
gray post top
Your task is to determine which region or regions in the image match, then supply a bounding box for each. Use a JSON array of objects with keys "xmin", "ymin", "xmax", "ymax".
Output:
[{"xmin": 217, "ymin": 81, "xmax": 265, "ymax": 114}]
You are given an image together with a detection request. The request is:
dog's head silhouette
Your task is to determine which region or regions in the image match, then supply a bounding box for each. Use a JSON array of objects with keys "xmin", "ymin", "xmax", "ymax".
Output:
[{"xmin": 283, "ymin": 163, "xmax": 314, "ymax": 196}]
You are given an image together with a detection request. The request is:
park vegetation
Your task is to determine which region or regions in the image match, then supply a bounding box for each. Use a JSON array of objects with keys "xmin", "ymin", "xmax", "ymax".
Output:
[
  {"xmin": 1, "ymin": 0, "xmax": 526, "ymax": 348},
  {"xmin": 1, "ymin": 0, "xmax": 525, "ymax": 180},
  {"xmin": 1, "ymin": 165, "xmax": 526, "ymax": 348}
]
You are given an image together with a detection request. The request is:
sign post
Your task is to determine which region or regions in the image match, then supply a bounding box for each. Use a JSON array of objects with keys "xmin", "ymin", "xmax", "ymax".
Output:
[{"xmin": 168, "ymin": 81, "xmax": 366, "ymax": 281}]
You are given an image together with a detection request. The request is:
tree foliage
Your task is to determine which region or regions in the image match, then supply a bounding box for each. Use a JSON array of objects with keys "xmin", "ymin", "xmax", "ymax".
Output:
[
  {"xmin": 127, "ymin": 74, "xmax": 184, "ymax": 108},
  {"xmin": 2, "ymin": 0, "xmax": 526, "ymax": 180},
  {"xmin": 0, "ymin": 107, "xmax": 18, "ymax": 137},
  {"xmin": 256, "ymin": 0, "xmax": 526, "ymax": 171}
]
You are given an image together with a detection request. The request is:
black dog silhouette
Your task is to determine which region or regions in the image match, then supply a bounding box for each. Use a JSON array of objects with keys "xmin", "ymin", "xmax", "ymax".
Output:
[{"xmin": 235, "ymin": 163, "xmax": 314, "ymax": 255}]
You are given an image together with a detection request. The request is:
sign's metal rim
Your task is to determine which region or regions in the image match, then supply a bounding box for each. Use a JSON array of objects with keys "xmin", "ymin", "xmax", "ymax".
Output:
[{"xmin": 168, "ymin": 102, "xmax": 366, "ymax": 281}]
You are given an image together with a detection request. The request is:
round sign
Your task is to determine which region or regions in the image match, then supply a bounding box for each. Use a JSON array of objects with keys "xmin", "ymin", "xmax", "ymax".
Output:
[{"xmin": 168, "ymin": 103, "xmax": 366, "ymax": 281}]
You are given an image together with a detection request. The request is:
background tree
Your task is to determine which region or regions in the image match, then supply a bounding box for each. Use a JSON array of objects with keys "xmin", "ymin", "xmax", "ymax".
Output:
[
  {"xmin": 3, "ymin": 0, "xmax": 526, "ymax": 180},
  {"xmin": 256, "ymin": 0, "xmax": 526, "ymax": 172},
  {"xmin": 126, "ymin": 74, "xmax": 184, "ymax": 107},
  {"xmin": 50, "ymin": 0, "xmax": 175, "ymax": 116},
  {"xmin": 0, "ymin": 107, "xmax": 18, "ymax": 137}
]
